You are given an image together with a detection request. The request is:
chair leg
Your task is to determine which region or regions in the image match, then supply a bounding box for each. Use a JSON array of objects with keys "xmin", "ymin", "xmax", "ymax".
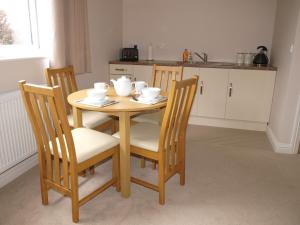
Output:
[
  {"xmin": 140, "ymin": 157, "xmax": 146, "ymax": 168},
  {"xmin": 38, "ymin": 158, "xmax": 48, "ymax": 205},
  {"xmin": 111, "ymin": 119, "xmax": 118, "ymax": 134},
  {"xmin": 112, "ymin": 150, "xmax": 120, "ymax": 192},
  {"xmin": 78, "ymin": 170, "xmax": 87, "ymax": 177},
  {"xmin": 40, "ymin": 177, "xmax": 48, "ymax": 205},
  {"xmin": 179, "ymin": 144, "xmax": 186, "ymax": 186},
  {"xmin": 71, "ymin": 174, "xmax": 79, "ymax": 223},
  {"xmin": 158, "ymin": 160, "xmax": 165, "ymax": 205},
  {"xmin": 89, "ymin": 166, "xmax": 95, "ymax": 175},
  {"xmin": 179, "ymin": 162, "xmax": 185, "ymax": 185},
  {"xmin": 152, "ymin": 161, "xmax": 157, "ymax": 170}
]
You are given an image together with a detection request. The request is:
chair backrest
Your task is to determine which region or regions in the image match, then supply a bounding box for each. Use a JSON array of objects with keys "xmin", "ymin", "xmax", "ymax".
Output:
[
  {"xmin": 19, "ymin": 81, "xmax": 77, "ymax": 191},
  {"xmin": 45, "ymin": 66, "xmax": 78, "ymax": 114},
  {"xmin": 152, "ymin": 65, "xmax": 183, "ymax": 92},
  {"xmin": 159, "ymin": 76, "xmax": 198, "ymax": 176}
]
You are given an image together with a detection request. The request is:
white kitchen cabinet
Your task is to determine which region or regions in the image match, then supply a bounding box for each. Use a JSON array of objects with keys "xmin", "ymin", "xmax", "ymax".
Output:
[
  {"xmin": 183, "ymin": 67, "xmax": 229, "ymax": 118},
  {"xmin": 110, "ymin": 63, "xmax": 276, "ymax": 131},
  {"xmin": 225, "ymin": 69, "xmax": 276, "ymax": 122},
  {"xmin": 183, "ymin": 67, "xmax": 200, "ymax": 116},
  {"xmin": 198, "ymin": 68, "xmax": 229, "ymax": 118},
  {"xmin": 132, "ymin": 65, "xmax": 153, "ymax": 83}
]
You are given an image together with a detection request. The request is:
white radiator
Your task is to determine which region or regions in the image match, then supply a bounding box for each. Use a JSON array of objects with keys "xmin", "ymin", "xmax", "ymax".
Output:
[{"xmin": 0, "ymin": 90, "xmax": 36, "ymax": 174}]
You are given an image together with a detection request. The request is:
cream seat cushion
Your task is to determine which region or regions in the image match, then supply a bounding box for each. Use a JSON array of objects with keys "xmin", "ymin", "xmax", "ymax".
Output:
[
  {"xmin": 113, "ymin": 122, "xmax": 160, "ymax": 152},
  {"xmin": 132, "ymin": 111, "xmax": 161, "ymax": 125},
  {"xmin": 68, "ymin": 111, "xmax": 111, "ymax": 129},
  {"xmin": 51, "ymin": 128, "xmax": 119, "ymax": 163}
]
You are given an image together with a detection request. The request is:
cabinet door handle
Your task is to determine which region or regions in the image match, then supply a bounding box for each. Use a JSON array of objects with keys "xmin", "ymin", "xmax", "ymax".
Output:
[
  {"xmin": 200, "ymin": 81, "xmax": 204, "ymax": 95},
  {"xmin": 115, "ymin": 68, "xmax": 125, "ymax": 71},
  {"xmin": 229, "ymin": 83, "xmax": 233, "ymax": 97}
]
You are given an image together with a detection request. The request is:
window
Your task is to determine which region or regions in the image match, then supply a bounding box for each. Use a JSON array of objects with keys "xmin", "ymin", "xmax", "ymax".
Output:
[{"xmin": 0, "ymin": 0, "xmax": 41, "ymax": 58}]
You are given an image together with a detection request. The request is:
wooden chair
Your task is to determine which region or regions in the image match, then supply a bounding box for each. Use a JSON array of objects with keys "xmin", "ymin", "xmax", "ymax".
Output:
[
  {"xmin": 132, "ymin": 65, "xmax": 183, "ymax": 125},
  {"xmin": 114, "ymin": 76, "xmax": 198, "ymax": 204},
  {"xmin": 133, "ymin": 65, "xmax": 183, "ymax": 168},
  {"xmin": 45, "ymin": 66, "xmax": 115, "ymax": 132},
  {"xmin": 19, "ymin": 81, "xmax": 120, "ymax": 223}
]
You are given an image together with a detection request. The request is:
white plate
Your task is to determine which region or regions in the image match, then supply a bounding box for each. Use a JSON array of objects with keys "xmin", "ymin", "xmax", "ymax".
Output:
[
  {"xmin": 82, "ymin": 96, "xmax": 108, "ymax": 105},
  {"xmin": 137, "ymin": 95, "xmax": 156, "ymax": 102},
  {"xmin": 135, "ymin": 95, "xmax": 167, "ymax": 104}
]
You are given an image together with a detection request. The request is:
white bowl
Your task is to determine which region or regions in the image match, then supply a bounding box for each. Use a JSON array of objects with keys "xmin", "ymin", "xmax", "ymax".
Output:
[
  {"xmin": 87, "ymin": 89, "xmax": 107, "ymax": 100},
  {"xmin": 141, "ymin": 87, "xmax": 160, "ymax": 99}
]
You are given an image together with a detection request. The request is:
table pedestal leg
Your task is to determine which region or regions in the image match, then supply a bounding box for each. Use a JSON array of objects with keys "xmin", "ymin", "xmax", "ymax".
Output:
[
  {"xmin": 73, "ymin": 106, "xmax": 83, "ymax": 128},
  {"xmin": 119, "ymin": 111, "xmax": 131, "ymax": 198}
]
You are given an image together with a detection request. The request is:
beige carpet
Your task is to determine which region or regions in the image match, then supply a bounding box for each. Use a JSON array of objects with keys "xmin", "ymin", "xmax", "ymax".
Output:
[{"xmin": 1, "ymin": 125, "xmax": 300, "ymax": 225}]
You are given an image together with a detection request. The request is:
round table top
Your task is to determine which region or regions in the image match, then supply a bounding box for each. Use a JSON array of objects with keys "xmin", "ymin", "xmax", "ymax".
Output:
[{"xmin": 67, "ymin": 88, "xmax": 167, "ymax": 113}]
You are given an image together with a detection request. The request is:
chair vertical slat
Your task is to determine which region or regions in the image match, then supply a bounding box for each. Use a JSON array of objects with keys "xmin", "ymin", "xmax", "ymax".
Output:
[
  {"xmin": 157, "ymin": 70, "xmax": 162, "ymax": 90},
  {"xmin": 65, "ymin": 72, "xmax": 73, "ymax": 94},
  {"xmin": 161, "ymin": 71, "xmax": 167, "ymax": 92},
  {"xmin": 48, "ymin": 97, "xmax": 70, "ymax": 189},
  {"xmin": 165, "ymin": 71, "xmax": 171, "ymax": 92},
  {"xmin": 52, "ymin": 75, "xmax": 59, "ymax": 86},
  {"xmin": 37, "ymin": 95, "xmax": 61, "ymax": 184},
  {"xmin": 59, "ymin": 74, "xmax": 71, "ymax": 114},
  {"xmin": 69, "ymin": 69, "xmax": 78, "ymax": 92},
  {"xmin": 29, "ymin": 94, "xmax": 53, "ymax": 181}
]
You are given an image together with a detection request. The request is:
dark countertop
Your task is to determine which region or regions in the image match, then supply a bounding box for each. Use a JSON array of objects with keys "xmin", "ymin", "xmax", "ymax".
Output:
[{"xmin": 109, "ymin": 60, "xmax": 277, "ymax": 71}]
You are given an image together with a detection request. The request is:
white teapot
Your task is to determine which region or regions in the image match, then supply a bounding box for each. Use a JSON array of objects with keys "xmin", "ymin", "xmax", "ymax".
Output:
[{"xmin": 110, "ymin": 76, "xmax": 133, "ymax": 97}]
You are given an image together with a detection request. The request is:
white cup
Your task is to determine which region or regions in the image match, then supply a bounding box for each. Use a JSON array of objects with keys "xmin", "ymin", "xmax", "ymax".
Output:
[
  {"xmin": 87, "ymin": 89, "xmax": 107, "ymax": 100},
  {"xmin": 244, "ymin": 53, "xmax": 255, "ymax": 65},
  {"xmin": 134, "ymin": 81, "xmax": 148, "ymax": 94},
  {"xmin": 94, "ymin": 82, "xmax": 109, "ymax": 90},
  {"xmin": 141, "ymin": 87, "xmax": 160, "ymax": 100},
  {"xmin": 236, "ymin": 53, "xmax": 245, "ymax": 65}
]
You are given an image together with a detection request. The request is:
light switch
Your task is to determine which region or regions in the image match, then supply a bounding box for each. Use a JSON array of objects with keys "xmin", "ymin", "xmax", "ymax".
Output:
[{"xmin": 290, "ymin": 44, "xmax": 294, "ymax": 53}]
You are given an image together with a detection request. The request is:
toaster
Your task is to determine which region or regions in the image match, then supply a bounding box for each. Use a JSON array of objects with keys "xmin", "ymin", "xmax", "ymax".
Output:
[{"xmin": 120, "ymin": 45, "xmax": 139, "ymax": 61}]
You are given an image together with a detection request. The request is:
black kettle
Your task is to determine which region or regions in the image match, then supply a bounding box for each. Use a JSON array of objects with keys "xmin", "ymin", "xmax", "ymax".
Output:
[{"xmin": 253, "ymin": 46, "xmax": 269, "ymax": 65}]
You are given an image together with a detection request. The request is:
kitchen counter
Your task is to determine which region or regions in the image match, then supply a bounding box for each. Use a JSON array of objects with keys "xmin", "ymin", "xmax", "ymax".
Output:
[{"xmin": 109, "ymin": 60, "xmax": 277, "ymax": 71}]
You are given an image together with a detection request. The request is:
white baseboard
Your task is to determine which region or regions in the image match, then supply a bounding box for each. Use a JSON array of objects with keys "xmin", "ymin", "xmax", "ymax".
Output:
[
  {"xmin": 266, "ymin": 127, "xmax": 293, "ymax": 154},
  {"xmin": 188, "ymin": 116, "xmax": 267, "ymax": 131},
  {"xmin": 266, "ymin": 94, "xmax": 300, "ymax": 154},
  {"xmin": 0, "ymin": 153, "xmax": 38, "ymax": 189}
]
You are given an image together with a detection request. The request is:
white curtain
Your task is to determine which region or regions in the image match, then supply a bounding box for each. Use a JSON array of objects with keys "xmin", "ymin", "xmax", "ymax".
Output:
[{"xmin": 51, "ymin": 0, "xmax": 91, "ymax": 74}]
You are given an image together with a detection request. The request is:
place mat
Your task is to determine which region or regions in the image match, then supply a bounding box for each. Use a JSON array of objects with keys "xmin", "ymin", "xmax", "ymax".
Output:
[
  {"xmin": 75, "ymin": 98, "xmax": 119, "ymax": 107},
  {"xmin": 130, "ymin": 95, "xmax": 167, "ymax": 105}
]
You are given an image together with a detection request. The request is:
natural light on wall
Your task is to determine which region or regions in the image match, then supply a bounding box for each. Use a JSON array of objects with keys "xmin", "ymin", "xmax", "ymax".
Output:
[{"xmin": 0, "ymin": 0, "xmax": 53, "ymax": 59}]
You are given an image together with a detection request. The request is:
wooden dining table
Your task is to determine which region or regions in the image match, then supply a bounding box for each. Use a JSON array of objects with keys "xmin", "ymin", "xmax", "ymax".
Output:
[{"xmin": 67, "ymin": 87, "xmax": 167, "ymax": 198}]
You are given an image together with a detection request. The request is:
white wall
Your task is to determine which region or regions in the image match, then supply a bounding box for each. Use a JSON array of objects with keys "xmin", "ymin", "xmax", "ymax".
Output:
[
  {"xmin": 122, "ymin": 0, "xmax": 277, "ymax": 62},
  {"xmin": 268, "ymin": 0, "xmax": 300, "ymax": 151},
  {"xmin": 0, "ymin": 57, "xmax": 49, "ymax": 93},
  {"xmin": 76, "ymin": 0, "xmax": 122, "ymax": 89}
]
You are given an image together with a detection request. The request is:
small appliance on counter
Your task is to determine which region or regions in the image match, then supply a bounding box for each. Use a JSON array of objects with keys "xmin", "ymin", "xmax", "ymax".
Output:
[
  {"xmin": 253, "ymin": 46, "xmax": 269, "ymax": 66},
  {"xmin": 120, "ymin": 45, "xmax": 139, "ymax": 61}
]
